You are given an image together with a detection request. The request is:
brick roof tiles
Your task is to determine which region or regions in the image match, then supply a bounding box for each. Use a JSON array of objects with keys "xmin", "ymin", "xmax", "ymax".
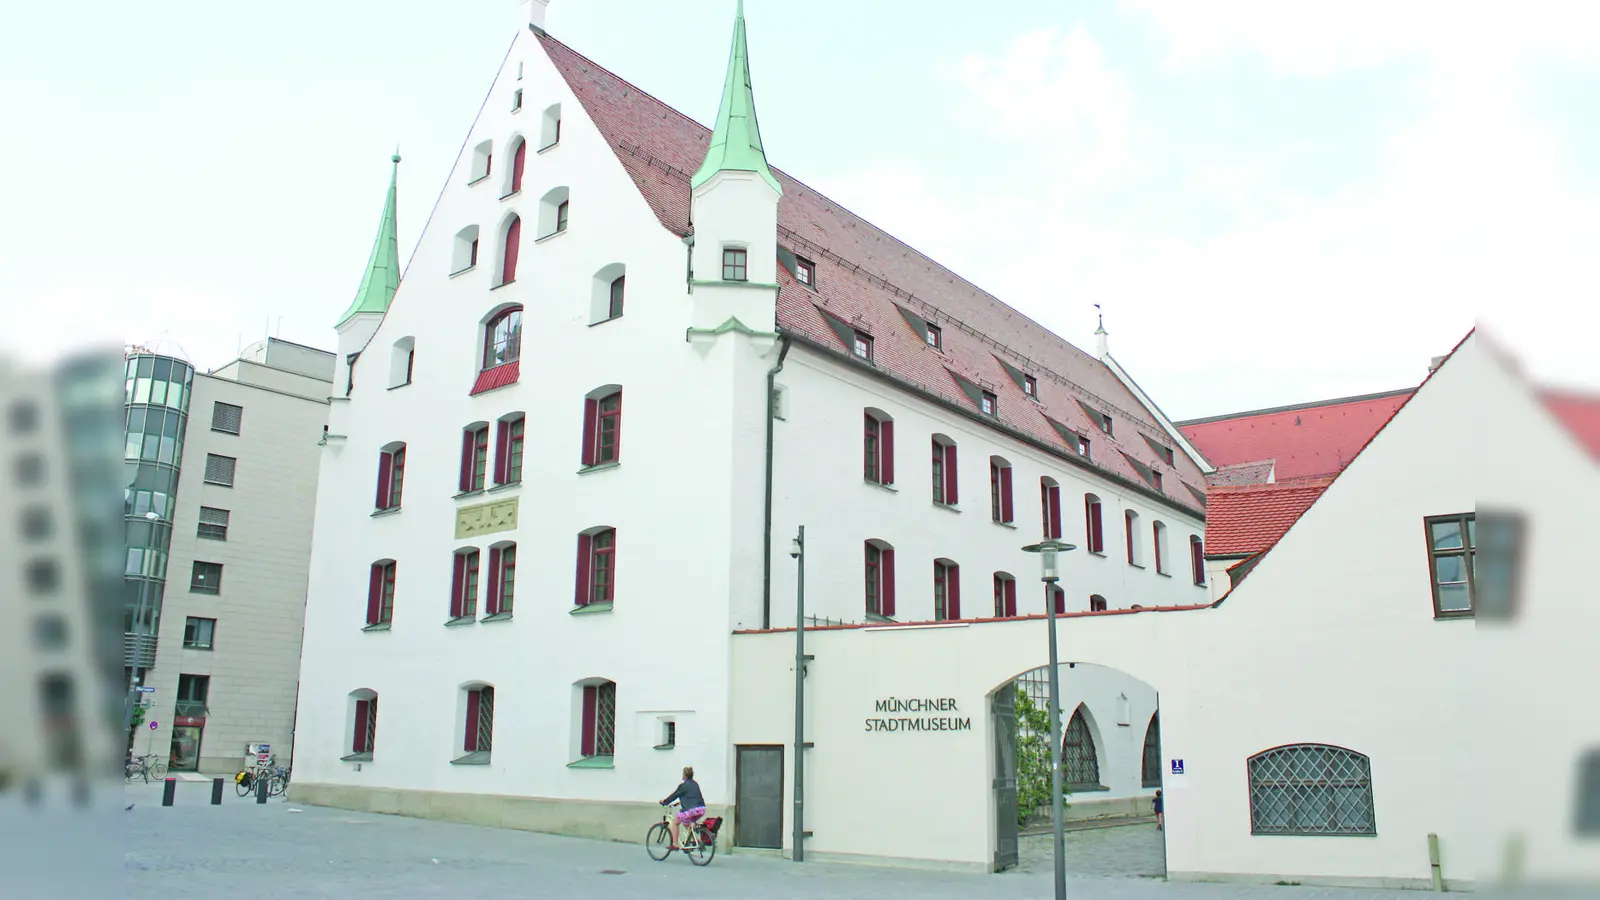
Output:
[
  {"xmin": 1178, "ymin": 390, "xmax": 1413, "ymax": 481},
  {"xmin": 537, "ymin": 32, "xmax": 1204, "ymax": 515},
  {"xmin": 1203, "ymin": 477, "xmax": 1335, "ymax": 557}
]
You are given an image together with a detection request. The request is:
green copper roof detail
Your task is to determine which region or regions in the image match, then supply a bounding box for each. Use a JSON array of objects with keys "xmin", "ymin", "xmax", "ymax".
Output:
[
  {"xmin": 337, "ymin": 153, "xmax": 403, "ymax": 326},
  {"xmin": 691, "ymin": 1, "xmax": 781, "ymax": 194}
]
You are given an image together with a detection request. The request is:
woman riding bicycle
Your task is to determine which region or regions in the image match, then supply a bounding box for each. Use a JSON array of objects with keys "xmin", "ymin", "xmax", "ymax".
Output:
[{"xmin": 659, "ymin": 766, "xmax": 706, "ymax": 851}]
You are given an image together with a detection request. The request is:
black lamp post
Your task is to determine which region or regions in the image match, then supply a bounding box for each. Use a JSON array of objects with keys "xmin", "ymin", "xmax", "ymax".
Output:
[{"xmin": 1022, "ymin": 538, "xmax": 1076, "ymax": 900}]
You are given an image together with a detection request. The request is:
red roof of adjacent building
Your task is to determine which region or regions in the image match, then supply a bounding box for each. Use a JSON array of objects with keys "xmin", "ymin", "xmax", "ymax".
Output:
[
  {"xmin": 536, "ymin": 32, "xmax": 1206, "ymax": 515},
  {"xmin": 1543, "ymin": 389, "xmax": 1600, "ymax": 461},
  {"xmin": 1202, "ymin": 477, "xmax": 1335, "ymax": 558},
  {"xmin": 1177, "ymin": 389, "xmax": 1414, "ymax": 481}
]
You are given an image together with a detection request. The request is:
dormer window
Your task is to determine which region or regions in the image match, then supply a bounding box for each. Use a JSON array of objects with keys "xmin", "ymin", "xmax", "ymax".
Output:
[
  {"xmin": 1162, "ymin": 446, "xmax": 1175, "ymax": 465},
  {"xmin": 722, "ymin": 248, "xmax": 748, "ymax": 281},
  {"xmin": 1024, "ymin": 375, "xmax": 1037, "ymax": 398},
  {"xmin": 1078, "ymin": 435, "xmax": 1091, "ymax": 458},
  {"xmin": 926, "ymin": 325, "xmax": 942, "ymax": 350},
  {"xmin": 1152, "ymin": 471, "xmax": 1164, "ymax": 491},
  {"xmin": 981, "ymin": 391, "xmax": 997, "ymax": 417},
  {"xmin": 796, "ymin": 257, "xmax": 815, "ymax": 286},
  {"xmin": 853, "ymin": 332, "xmax": 873, "ymax": 362},
  {"xmin": 1097, "ymin": 412, "xmax": 1113, "ymax": 435}
]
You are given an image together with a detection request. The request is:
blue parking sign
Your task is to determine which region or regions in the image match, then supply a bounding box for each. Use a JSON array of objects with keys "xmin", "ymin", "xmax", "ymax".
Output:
[{"xmin": 1170, "ymin": 759, "xmax": 1185, "ymax": 775}]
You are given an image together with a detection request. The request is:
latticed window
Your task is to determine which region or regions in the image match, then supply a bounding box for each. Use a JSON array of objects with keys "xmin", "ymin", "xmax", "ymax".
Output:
[
  {"xmin": 1248, "ymin": 744, "xmax": 1376, "ymax": 836},
  {"xmin": 581, "ymin": 681, "xmax": 617, "ymax": 758},
  {"xmin": 1062, "ymin": 707, "xmax": 1101, "ymax": 789},
  {"xmin": 465, "ymin": 686, "xmax": 494, "ymax": 753},
  {"xmin": 211, "ymin": 401, "xmax": 243, "ymax": 435},
  {"xmin": 1142, "ymin": 713, "xmax": 1162, "ymax": 788},
  {"xmin": 353, "ymin": 696, "xmax": 377, "ymax": 755},
  {"xmin": 722, "ymin": 247, "xmax": 747, "ymax": 281}
]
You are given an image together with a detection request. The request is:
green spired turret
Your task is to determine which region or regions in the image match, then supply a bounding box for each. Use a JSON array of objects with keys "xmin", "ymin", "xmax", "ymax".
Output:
[
  {"xmin": 691, "ymin": 1, "xmax": 781, "ymax": 195},
  {"xmin": 337, "ymin": 153, "xmax": 403, "ymax": 326}
]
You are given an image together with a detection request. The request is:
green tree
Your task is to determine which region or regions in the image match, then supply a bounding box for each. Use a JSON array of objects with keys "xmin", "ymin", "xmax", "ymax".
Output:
[{"xmin": 1014, "ymin": 688, "xmax": 1069, "ymax": 827}]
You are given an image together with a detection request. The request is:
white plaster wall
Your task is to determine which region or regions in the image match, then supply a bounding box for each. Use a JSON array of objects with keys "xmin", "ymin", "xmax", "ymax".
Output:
[
  {"xmin": 295, "ymin": 28, "xmax": 772, "ymax": 812},
  {"xmin": 1047, "ymin": 662, "xmax": 1159, "ymax": 805},
  {"xmin": 767, "ymin": 348, "xmax": 1210, "ymax": 630}
]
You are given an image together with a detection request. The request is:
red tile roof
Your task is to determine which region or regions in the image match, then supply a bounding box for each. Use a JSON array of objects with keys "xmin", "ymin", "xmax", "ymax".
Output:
[
  {"xmin": 1178, "ymin": 389, "xmax": 1413, "ymax": 481},
  {"xmin": 1543, "ymin": 389, "xmax": 1600, "ymax": 461},
  {"xmin": 1202, "ymin": 477, "xmax": 1335, "ymax": 557},
  {"xmin": 470, "ymin": 361, "xmax": 520, "ymax": 396},
  {"xmin": 1205, "ymin": 460, "xmax": 1275, "ymax": 487},
  {"xmin": 536, "ymin": 32, "xmax": 1205, "ymax": 515}
]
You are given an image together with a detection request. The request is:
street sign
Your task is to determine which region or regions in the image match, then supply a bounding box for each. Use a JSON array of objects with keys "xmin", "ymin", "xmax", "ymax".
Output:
[
  {"xmin": 1170, "ymin": 759, "xmax": 1185, "ymax": 775},
  {"xmin": 149, "ymin": 721, "xmax": 159, "ymax": 731},
  {"xmin": 136, "ymin": 686, "xmax": 156, "ymax": 693}
]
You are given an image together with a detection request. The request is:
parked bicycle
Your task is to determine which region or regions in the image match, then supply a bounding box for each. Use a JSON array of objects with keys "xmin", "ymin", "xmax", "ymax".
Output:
[
  {"xmin": 235, "ymin": 758, "xmax": 290, "ymax": 797},
  {"xmin": 646, "ymin": 801, "xmax": 721, "ymax": 866},
  {"xmin": 124, "ymin": 754, "xmax": 168, "ymax": 784}
]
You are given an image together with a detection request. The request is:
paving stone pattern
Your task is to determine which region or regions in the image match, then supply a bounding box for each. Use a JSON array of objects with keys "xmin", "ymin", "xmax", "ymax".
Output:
[{"xmin": 123, "ymin": 783, "xmax": 1433, "ymax": 899}]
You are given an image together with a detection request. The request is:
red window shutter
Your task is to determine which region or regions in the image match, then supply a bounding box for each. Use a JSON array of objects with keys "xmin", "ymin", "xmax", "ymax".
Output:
[
  {"xmin": 1153, "ymin": 524, "xmax": 1162, "ymax": 572},
  {"xmin": 353, "ymin": 699, "xmax": 369, "ymax": 753},
  {"xmin": 1000, "ymin": 466, "xmax": 1013, "ymax": 523},
  {"xmin": 486, "ymin": 547, "xmax": 502, "ymax": 615},
  {"xmin": 464, "ymin": 690, "xmax": 480, "ymax": 752},
  {"xmin": 450, "ymin": 553, "xmax": 466, "ymax": 617},
  {"xmin": 1052, "ymin": 585, "xmax": 1066, "ymax": 615},
  {"xmin": 575, "ymin": 533, "xmax": 593, "ymax": 606},
  {"xmin": 1126, "ymin": 514, "xmax": 1135, "ymax": 564},
  {"xmin": 459, "ymin": 431, "xmax": 475, "ymax": 492},
  {"xmin": 881, "ymin": 548, "xmax": 896, "ymax": 618},
  {"xmin": 880, "ymin": 419, "xmax": 895, "ymax": 485},
  {"xmin": 502, "ymin": 216, "xmax": 521, "ymax": 284},
  {"xmin": 1004, "ymin": 578, "xmax": 1018, "ymax": 617},
  {"xmin": 366, "ymin": 565, "xmax": 383, "ymax": 624},
  {"xmin": 944, "ymin": 445, "xmax": 958, "ymax": 505},
  {"xmin": 947, "ymin": 564, "xmax": 961, "ymax": 620},
  {"xmin": 511, "ymin": 141, "xmax": 526, "ymax": 193},
  {"xmin": 375, "ymin": 452, "xmax": 392, "ymax": 510},
  {"xmin": 494, "ymin": 421, "xmax": 508, "ymax": 484},
  {"xmin": 580, "ymin": 685, "xmax": 597, "ymax": 756},
  {"xmin": 581, "ymin": 398, "xmax": 598, "ymax": 466},
  {"xmin": 1049, "ymin": 487, "xmax": 1063, "ymax": 540}
]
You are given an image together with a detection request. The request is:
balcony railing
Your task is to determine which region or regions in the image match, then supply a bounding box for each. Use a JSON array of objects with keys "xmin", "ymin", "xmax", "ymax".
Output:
[
  {"xmin": 123, "ymin": 632, "xmax": 158, "ymax": 668},
  {"xmin": 174, "ymin": 700, "xmax": 208, "ymax": 718}
]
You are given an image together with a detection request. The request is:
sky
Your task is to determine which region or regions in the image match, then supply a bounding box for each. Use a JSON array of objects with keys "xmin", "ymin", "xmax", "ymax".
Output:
[{"xmin": 2, "ymin": 0, "xmax": 1596, "ymax": 419}]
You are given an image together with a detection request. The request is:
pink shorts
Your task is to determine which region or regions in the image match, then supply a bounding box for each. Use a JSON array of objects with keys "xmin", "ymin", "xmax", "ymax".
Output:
[{"xmin": 676, "ymin": 806, "xmax": 706, "ymax": 825}]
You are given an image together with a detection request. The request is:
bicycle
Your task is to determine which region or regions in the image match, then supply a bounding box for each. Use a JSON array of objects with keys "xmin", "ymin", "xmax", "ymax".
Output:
[
  {"xmin": 125, "ymin": 754, "xmax": 168, "ymax": 784},
  {"xmin": 268, "ymin": 763, "xmax": 291, "ymax": 797},
  {"xmin": 646, "ymin": 801, "xmax": 720, "ymax": 866}
]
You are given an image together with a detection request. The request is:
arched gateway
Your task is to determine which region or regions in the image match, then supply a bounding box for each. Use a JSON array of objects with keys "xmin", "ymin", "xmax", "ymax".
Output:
[{"xmin": 729, "ymin": 603, "xmax": 1202, "ymax": 872}]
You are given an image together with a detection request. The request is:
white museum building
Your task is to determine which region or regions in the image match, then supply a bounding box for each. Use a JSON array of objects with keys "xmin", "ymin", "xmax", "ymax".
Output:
[{"xmin": 292, "ymin": 0, "xmax": 1208, "ymax": 866}]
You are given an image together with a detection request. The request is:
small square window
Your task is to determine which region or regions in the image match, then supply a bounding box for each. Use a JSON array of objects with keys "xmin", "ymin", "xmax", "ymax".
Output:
[
  {"xmin": 516, "ymin": 61, "xmax": 524, "ymax": 80},
  {"xmin": 33, "ymin": 615, "xmax": 67, "ymax": 650},
  {"xmin": 198, "ymin": 507, "xmax": 230, "ymax": 541},
  {"xmin": 211, "ymin": 402, "xmax": 243, "ymax": 435},
  {"xmin": 795, "ymin": 257, "xmax": 815, "ymax": 286},
  {"xmin": 204, "ymin": 454, "xmax": 236, "ymax": 487},
  {"xmin": 512, "ymin": 89, "xmax": 523, "ymax": 111},
  {"xmin": 190, "ymin": 561, "xmax": 223, "ymax": 595},
  {"xmin": 1162, "ymin": 446, "xmax": 1175, "ymax": 465},
  {"xmin": 183, "ymin": 617, "xmax": 216, "ymax": 650},
  {"xmin": 722, "ymin": 248, "xmax": 748, "ymax": 282},
  {"xmin": 981, "ymin": 391, "xmax": 997, "ymax": 416},
  {"xmin": 1099, "ymin": 413, "xmax": 1114, "ymax": 435},
  {"xmin": 853, "ymin": 332, "xmax": 873, "ymax": 361},
  {"xmin": 1152, "ymin": 471, "xmax": 1163, "ymax": 491},
  {"xmin": 1078, "ymin": 435, "xmax": 1091, "ymax": 458},
  {"xmin": 1024, "ymin": 376, "xmax": 1037, "ymax": 398},
  {"xmin": 25, "ymin": 558, "xmax": 60, "ymax": 595},
  {"xmin": 925, "ymin": 325, "xmax": 942, "ymax": 349},
  {"xmin": 8, "ymin": 401, "xmax": 39, "ymax": 435}
]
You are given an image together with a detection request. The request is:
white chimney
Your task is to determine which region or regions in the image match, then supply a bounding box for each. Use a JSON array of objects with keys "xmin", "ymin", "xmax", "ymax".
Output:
[
  {"xmin": 523, "ymin": 0, "xmax": 549, "ymax": 30},
  {"xmin": 1427, "ymin": 354, "xmax": 1447, "ymax": 375}
]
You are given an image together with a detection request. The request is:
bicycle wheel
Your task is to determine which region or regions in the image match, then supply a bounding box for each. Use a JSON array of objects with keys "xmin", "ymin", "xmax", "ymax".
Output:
[
  {"xmin": 124, "ymin": 762, "xmax": 140, "ymax": 783},
  {"xmin": 150, "ymin": 761, "xmax": 168, "ymax": 780},
  {"xmin": 236, "ymin": 773, "xmax": 253, "ymax": 797},
  {"xmin": 687, "ymin": 835, "xmax": 716, "ymax": 867},
  {"xmin": 269, "ymin": 773, "xmax": 288, "ymax": 796},
  {"xmin": 645, "ymin": 822, "xmax": 674, "ymax": 861}
]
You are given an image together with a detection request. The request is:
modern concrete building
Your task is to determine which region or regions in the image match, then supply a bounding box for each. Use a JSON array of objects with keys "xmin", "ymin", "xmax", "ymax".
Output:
[{"xmin": 125, "ymin": 338, "xmax": 332, "ymax": 774}]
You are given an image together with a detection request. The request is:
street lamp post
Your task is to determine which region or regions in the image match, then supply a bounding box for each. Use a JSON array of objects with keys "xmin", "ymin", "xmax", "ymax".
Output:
[
  {"xmin": 1022, "ymin": 538, "xmax": 1076, "ymax": 900},
  {"xmin": 789, "ymin": 526, "xmax": 806, "ymax": 862}
]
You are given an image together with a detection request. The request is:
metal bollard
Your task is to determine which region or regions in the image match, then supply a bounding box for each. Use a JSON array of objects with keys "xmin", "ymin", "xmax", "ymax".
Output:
[
  {"xmin": 255, "ymin": 774, "xmax": 268, "ymax": 804},
  {"xmin": 211, "ymin": 777, "xmax": 225, "ymax": 805},
  {"xmin": 162, "ymin": 777, "xmax": 176, "ymax": 807}
]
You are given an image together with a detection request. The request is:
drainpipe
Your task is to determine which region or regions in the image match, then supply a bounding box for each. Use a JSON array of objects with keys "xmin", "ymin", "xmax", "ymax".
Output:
[{"xmin": 761, "ymin": 335, "xmax": 793, "ymax": 630}]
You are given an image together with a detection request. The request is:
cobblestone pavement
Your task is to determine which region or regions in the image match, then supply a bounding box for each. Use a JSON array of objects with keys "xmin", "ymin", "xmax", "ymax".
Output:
[{"xmin": 120, "ymin": 783, "xmax": 1435, "ymax": 899}]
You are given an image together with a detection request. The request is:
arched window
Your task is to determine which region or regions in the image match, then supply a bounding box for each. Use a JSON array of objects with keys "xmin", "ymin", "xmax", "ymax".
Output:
[
  {"xmin": 470, "ymin": 140, "xmax": 492, "ymax": 183},
  {"xmin": 1125, "ymin": 509, "xmax": 1143, "ymax": 566},
  {"xmin": 1062, "ymin": 705, "xmax": 1102, "ymax": 790},
  {"xmin": 863, "ymin": 408, "xmax": 894, "ymax": 485},
  {"xmin": 452, "ymin": 225, "xmax": 480, "ymax": 275},
  {"xmin": 591, "ymin": 263, "xmax": 626, "ymax": 324},
  {"xmin": 486, "ymin": 541, "xmax": 516, "ymax": 617},
  {"xmin": 482, "ymin": 306, "xmax": 522, "ymax": 370},
  {"xmin": 539, "ymin": 186, "xmax": 570, "ymax": 238},
  {"xmin": 1152, "ymin": 521, "xmax": 1169, "ymax": 574},
  {"xmin": 498, "ymin": 215, "xmax": 522, "ymax": 286},
  {"xmin": 1248, "ymin": 744, "xmax": 1375, "ymax": 836},
  {"xmin": 375, "ymin": 441, "xmax": 405, "ymax": 511},
  {"xmin": 992, "ymin": 572, "xmax": 1017, "ymax": 618},
  {"xmin": 457, "ymin": 683, "xmax": 494, "ymax": 761},
  {"xmin": 346, "ymin": 689, "xmax": 377, "ymax": 760},
  {"xmin": 1084, "ymin": 494, "xmax": 1104, "ymax": 553},
  {"xmin": 1190, "ymin": 535, "xmax": 1206, "ymax": 586},
  {"xmin": 576, "ymin": 527, "xmax": 617, "ymax": 607},
  {"xmin": 989, "ymin": 456, "xmax": 1013, "ymax": 524},
  {"xmin": 1141, "ymin": 712, "xmax": 1162, "ymax": 788},
  {"xmin": 389, "ymin": 337, "xmax": 415, "ymax": 388},
  {"xmin": 1041, "ymin": 477, "xmax": 1062, "ymax": 539},
  {"xmin": 581, "ymin": 386, "xmax": 622, "ymax": 467},
  {"xmin": 365, "ymin": 559, "xmax": 396, "ymax": 627},
  {"xmin": 449, "ymin": 547, "xmax": 480, "ymax": 620},
  {"xmin": 864, "ymin": 539, "xmax": 895, "ymax": 618},
  {"xmin": 504, "ymin": 136, "xmax": 527, "ymax": 197},
  {"xmin": 577, "ymin": 678, "xmax": 616, "ymax": 760},
  {"xmin": 1089, "ymin": 594, "xmax": 1107, "ymax": 612},
  {"xmin": 931, "ymin": 435, "xmax": 958, "ymax": 506},
  {"xmin": 933, "ymin": 559, "xmax": 960, "ymax": 621},
  {"xmin": 540, "ymin": 103, "xmax": 562, "ymax": 150}
]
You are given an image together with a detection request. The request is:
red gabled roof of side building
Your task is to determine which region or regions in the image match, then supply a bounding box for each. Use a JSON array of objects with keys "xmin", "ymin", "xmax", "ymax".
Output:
[
  {"xmin": 1178, "ymin": 389, "xmax": 1414, "ymax": 481},
  {"xmin": 535, "ymin": 31, "xmax": 1206, "ymax": 516},
  {"xmin": 1542, "ymin": 389, "xmax": 1600, "ymax": 461},
  {"xmin": 1203, "ymin": 477, "xmax": 1336, "ymax": 557}
]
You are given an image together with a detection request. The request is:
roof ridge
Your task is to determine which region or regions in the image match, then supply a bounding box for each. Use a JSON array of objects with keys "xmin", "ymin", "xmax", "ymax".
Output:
[
  {"xmin": 1176, "ymin": 387, "xmax": 1416, "ymax": 426},
  {"xmin": 536, "ymin": 31, "xmax": 716, "ymax": 139}
]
